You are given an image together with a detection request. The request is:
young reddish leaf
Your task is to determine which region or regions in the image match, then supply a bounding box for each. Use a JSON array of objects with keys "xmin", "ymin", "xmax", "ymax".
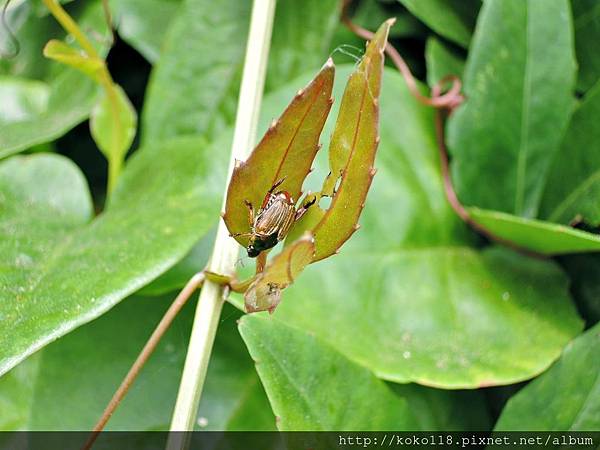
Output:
[
  {"xmin": 244, "ymin": 233, "xmax": 315, "ymax": 313},
  {"xmin": 223, "ymin": 60, "xmax": 335, "ymax": 246},
  {"xmin": 43, "ymin": 40, "xmax": 104, "ymax": 84},
  {"xmin": 291, "ymin": 19, "xmax": 393, "ymax": 262}
]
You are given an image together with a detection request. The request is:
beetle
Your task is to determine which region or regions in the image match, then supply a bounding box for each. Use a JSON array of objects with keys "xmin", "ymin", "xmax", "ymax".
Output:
[{"xmin": 231, "ymin": 178, "xmax": 315, "ymax": 258}]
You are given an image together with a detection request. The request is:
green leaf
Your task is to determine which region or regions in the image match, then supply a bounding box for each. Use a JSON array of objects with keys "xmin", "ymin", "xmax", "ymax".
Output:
[
  {"xmin": 495, "ymin": 323, "xmax": 600, "ymax": 431},
  {"xmin": 90, "ymin": 84, "xmax": 138, "ymax": 163},
  {"xmin": 265, "ymin": 0, "xmax": 340, "ymax": 91},
  {"xmin": 467, "ymin": 208, "xmax": 600, "ymax": 255},
  {"xmin": 141, "ymin": 0, "xmax": 251, "ymax": 144},
  {"xmin": 397, "ymin": 0, "xmax": 479, "ymax": 47},
  {"xmin": 572, "ymin": 0, "xmax": 600, "ymax": 92},
  {"xmin": 141, "ymin": 0, "xmax": 341, "ymax": 144},
  {"xmin": 425, "ymin": 37, "xmax": 465, "ymax": 87},
  {"xmin": 0, "ymin": 136, "xmax": 226, "ymax": 376},
  {"xmin": 0, "ymin": 77, "xmax": 50, "ymax": 123},
  {"xmin": 0, "ymin": 298, "xmax": 273, "ymax": 431},
  {"xmin": 247, "ymin": 66, "xmax": 583, "ymax": 389},
  {"xmin": 540, "ymin": 81, "xmax": 600, "ymax": 225},
  {"xmin": 137, "ymin": 228, "xmax": 215, "ymax": 296},
  {"xmin": 447, "ymin": 0, "xmax": 576, "ymax": 218},
  {"xmin": 244, "ymin": 233, "xmax": 315, "ymax": 313},
  {"xmin": 0, "ymin": 72, "xmax": 98, "ymax": 158},
  {"xmin": 109, "ymin": 0, "xmax": 183, "ymax": 63},
  {"xmin": 0, "ymin": 0, "xmax": 111, "ymax": 158},
  {"xmin": 239, "ymin": 314, "xmax": 490, "ymax": 430},
  {"xmin": 1, "ymin": 1, "xmax": 64, "ymax": 79},
  {"xmin": 303, "ymin": 20, "xmax": 391, "ymax": 262},
  {"xmin": 43, "ymin": 39, "xmax": 104, "ymax": 84},
  {"xmin": 223, "ymin": 61, "xmax": 334, "ymax": 245}
]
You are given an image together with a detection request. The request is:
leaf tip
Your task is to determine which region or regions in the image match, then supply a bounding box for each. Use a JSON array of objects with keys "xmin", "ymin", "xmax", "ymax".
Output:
[{"xmin": 371, "ymin": 18, "xmax": 394, "ymax": 52}]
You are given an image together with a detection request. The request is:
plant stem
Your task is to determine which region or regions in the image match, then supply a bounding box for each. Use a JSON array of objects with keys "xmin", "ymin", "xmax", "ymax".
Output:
[
  {"xmin": 43, "ymin": 0, "xmax": 126, "ymax": 194},
  {"xmin": 107, "ymin": 153, "xmax": 122, "ymax": 195},
  {"xmin": 42, "ymin": 0, "xmax": 99, "ymax": 58},
  {"xmin": 166, "ymin": 0, "xmax": 277, "ymax": 443}
]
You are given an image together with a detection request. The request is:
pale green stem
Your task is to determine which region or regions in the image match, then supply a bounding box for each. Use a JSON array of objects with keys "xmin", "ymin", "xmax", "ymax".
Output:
[
  {"xmin": 166, "ymin": 0, "xmax": 277, "ymax": 445},
  {"xmin": 43, "ymin": 0, "xmax": 126, "ymax": 194},
  {"xmin": 107, "ymin": 153, "xmax": 122, "ymax": 195},
  {"xmin": 41, "ymin": 0, "xmax": 99, "ymax": 58}
]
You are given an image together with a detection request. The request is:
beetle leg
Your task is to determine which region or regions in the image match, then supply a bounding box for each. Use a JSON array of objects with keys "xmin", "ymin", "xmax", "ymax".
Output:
[
  {"xmin": 244, "ymin": 199, "xmax": 254, "ymax": 227},
  {"xmin": 230, "ymin": 232, "xmax": 253, "ymax": 238},
  {"xmin": 268, "ymin": 177, "xmax": 286, "ymax": 194},
  {"xmin": 294, "ymin": 194, "xmax": 317, "ymax": 221}
]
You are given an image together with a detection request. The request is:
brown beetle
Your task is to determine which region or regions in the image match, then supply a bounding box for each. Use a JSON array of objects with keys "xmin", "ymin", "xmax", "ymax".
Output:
[{"xmin": 232, "ymin": 178, "xmax": 315, "ymax": 258}]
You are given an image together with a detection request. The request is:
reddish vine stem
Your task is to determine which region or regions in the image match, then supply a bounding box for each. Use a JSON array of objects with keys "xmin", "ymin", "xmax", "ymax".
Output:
[
  {"xmin": 432, "ymin": 104, "xmax": 542, "ymax": 258},
  {"xmin": 341, "ymin": 0, "xmax": 463, "ymax": 110},
  {"xmin": 341, "ymin": 1, "xmax": 543, "ymax": 258}
]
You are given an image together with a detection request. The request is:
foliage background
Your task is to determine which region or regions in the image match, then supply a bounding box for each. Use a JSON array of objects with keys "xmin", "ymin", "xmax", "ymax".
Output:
[{"xmin": 0, "ymin": 0, "xmax": 599, "ymax": 432}]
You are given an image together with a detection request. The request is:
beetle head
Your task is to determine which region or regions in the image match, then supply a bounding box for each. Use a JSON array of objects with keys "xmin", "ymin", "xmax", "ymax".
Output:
[{"xmin": 247, "ymin": 243, "xmax": 260, "ymax": 258}]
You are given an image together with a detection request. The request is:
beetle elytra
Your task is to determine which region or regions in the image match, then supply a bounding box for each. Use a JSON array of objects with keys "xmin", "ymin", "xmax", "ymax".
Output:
[{"xmin": 231, "ymin": 178, "xmax": 315, "ymax": 258}]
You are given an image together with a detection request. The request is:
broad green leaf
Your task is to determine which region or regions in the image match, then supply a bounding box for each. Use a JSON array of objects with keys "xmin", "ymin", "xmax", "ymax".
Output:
[
  {"xmin": 425, "ymin": 37, "xmax": 465, "ymax": 87},
  {"xmin": 142, "ymin": 0, "xmax": 341, "ymax": 144},
  {"xmin": 1, "ymin": 0, "xmax": 64, "ymax": 78},
  {"xmin": 239, "ymin": 314, "xmax": 490, "ymax": 430},
  {"xmin": 141, "ymin": 0, "xmax": 250, "ymax": 144},
  {"xmin": 447, "ymin": 0, "xmax": 576, "ymax": 218},
  {"xmin": 0, "ymin": 298, "xmax": 273, "ymax": 431},
  {"xmin": 272, "ymin": 245, "xmax": 582, "ymax": 389},
  {"xmin": 265, "ymin": 0, "xmax": 340, "ymax": 91},
  {"xmin": 138, "ymin": 228, "xmax": 215, "ymax": 296},
  {"xmin": 223, "ymin": 61, "xmax": 334, "ymax": 245},
  {"xmin": 0, "ymin": 0, "xmax": 111, "ymax": 158},
  {"xmin": 303, "ymin": 20, "xmax": 391, "ymax": 262},
  {"xmin": 0, "ymin": 136, "xmax": 226, "ymax": 376},
  {"xmin": 495, "ymin": 323, "xmax": 600, "ymax": 431},
  {"xmin": 540, "ymin": 81, "xmax": 600, "ymax": 225},
  {"xmin": 244, "ymin": 233, "xmax": 315, "ymax": 313},
  {"xmin": 109, "ymin": 0, "xmax": 183, "ymax": 63},
  {"xmin": 247, "ymin": 66, "xmax": 583, "ymax": 389},
  {"xmin": 31, "ymin": 0, "xmax": 77, "ymax": 15},
  {"xmin": 0, "ymin": 77, "xmax": 50, "ymax": 123},
  {"xmin": 0, "ymin": 354, "xmax": 41, "ymax": 430},
  {"xmin": 397, "ymin": 0, "xmax": 479, "ymax": 47},
  {"xmin": 43, "ymin": 39, "xmax": 104, "ymax": 84},
  {"xmin": 467, "ymin": 208, "xmax": 600, "ymax": 255},
  {"xmin": 572, "ymin": 0, "xmax": 600, "ymax": 92},
  {"xmin": 0, "ymin": 71, "xmax": 98, "ymax": 158},
  {"xmin": 90, "ymin": 84, "xmax": 137, "ymax": 163}
]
